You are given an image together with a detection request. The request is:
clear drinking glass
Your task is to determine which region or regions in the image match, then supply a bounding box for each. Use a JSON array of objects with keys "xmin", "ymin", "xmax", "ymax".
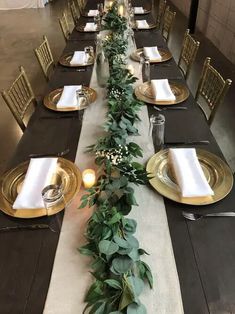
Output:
[
  {"xmin": 42, "ymin": 184, "xmax": 64, "ymax": 213},
  {"xmin": 76, "ymin": 88, "xmax": 88, "ymax": 109},
  {"xmin": 149, "ymin": 114, "xmax": 165, "ymax": 151},
  {"xmin": 143, "ymin": 57, "xmax": 150, "ymax": 82},
  {"xmin": 97, "ymin": 3, "xmax": 104, "ymax": 15}
]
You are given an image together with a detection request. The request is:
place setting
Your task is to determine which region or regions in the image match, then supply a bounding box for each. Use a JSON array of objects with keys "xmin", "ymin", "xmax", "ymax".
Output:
[
  {"xmin": 76, "ymin": 16, "xmax": 101, "ymax": 32},
  {"xmin": 135, "ymin": 78, "xmax": 190, "ymax": 105},
  {"xmin": 0, "ymin": 157, "xmax": 82, "ymax": 219},
  {"xmin": 131, "ymin": 45, "xmax": 172, "ymax": 63},
  {"xmin": 133, "ymin": 6, "xmax": 151, "ymax": 15},
  {"xmin": 59, "ymin": 47, "xmax": 95, "ymax": 68},
  {"xmin": 44, "ymin": 84, "xmax": 97, "ymax": 112},
  {"xmin": 133, "ymin": 19, "xmax": 157, "ymax": 30},
  {"xmin": 146, "ymin": 147, "xmax": 234, "ymax": 206}
]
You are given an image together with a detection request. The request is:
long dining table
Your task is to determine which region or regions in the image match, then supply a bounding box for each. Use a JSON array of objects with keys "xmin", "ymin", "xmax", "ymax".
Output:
[{"xmin": 1, "ymin": 0, "xmax": 235, "ymax": 313}]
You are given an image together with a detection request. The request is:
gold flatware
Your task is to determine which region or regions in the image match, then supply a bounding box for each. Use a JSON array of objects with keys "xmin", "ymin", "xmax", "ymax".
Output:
[
  {"xmin": 130, "ymin": 48, "xmax": 172, "ymax": 63},
  {"xmin": 43, "ymin": 87, "xmax": 97, "ymax": 112},
  {"xmin": 135, "ymin": 81, "xmax": 190, "ymax": 105},
  {"xmin": 146, "ymin": 149, "xmax": 233, "ymax": 205},
  {"xmin": 59, "ymin": 52, "xmax": 94, "ymax": 67},
  {"xmin": 0, "ymin": 158, "xmax": 82, "ymax": 218}
]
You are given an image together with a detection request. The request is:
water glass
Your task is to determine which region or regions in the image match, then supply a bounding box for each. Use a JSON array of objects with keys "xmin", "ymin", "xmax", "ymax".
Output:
[
  {"xmin": 42, "ymin": 184, "xmax": 65, "ymax": 215},
  {"xmin": 97, "ymin": 3, "xmax": 104, "ymax": 15},
  {"xmin": 143, "ymin": 57, "xmax": 150, "ymax": 82},
  {"xmin": 149, "ymin": 114, "xmax": 165, "ymax": 151}
]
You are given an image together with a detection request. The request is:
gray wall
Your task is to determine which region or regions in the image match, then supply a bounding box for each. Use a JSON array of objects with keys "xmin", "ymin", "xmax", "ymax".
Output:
[{"xmin": 170, "ymin": 0, "xmax": 235, "ymax": 63}]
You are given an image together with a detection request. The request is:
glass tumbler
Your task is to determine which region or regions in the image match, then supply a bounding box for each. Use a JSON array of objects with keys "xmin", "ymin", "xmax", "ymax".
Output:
[
  {"xmin": 42, "ymin": 184, "xmax": 65, "ymax": 214},
  {"xmin": 143, "ymin": 57, "xmax": 150, "ymax": 82},
  {"xmin": 149, "ymin": 114, "xmax": 165, "ymax": 151}
]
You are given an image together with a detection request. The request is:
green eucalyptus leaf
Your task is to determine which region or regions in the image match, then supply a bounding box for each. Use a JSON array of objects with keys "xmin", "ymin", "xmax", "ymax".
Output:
[
  {"xmin": 98, "ymin": 240, "xmax": 119, "ymax": 255},
  {"xmin": 119, "ymin": 283, "xmax": 135, "ymax": 310},
  {"xmin": 127, "ymin": 276, "xmax": 145, "ymax": 297},
  {"xmin": 112, "ymin": 256, "xmax": 133, "ymax": 274},
  {"xmin": 126, "ymin": 235, "xmax": 139, "ymax": 248},
  {"xmin": 104, "ymin": 279, "xmax": 122, "ymax": 290},
  {"xmin": 113, "ymin": 236, "xmax": 130, "ymax": 248},
  {"xmin": 127, "ymin": 303, "xmax": 147, "ymax": 314},
  {"xmin": 128, "ymin": 248, "xmax": 140, "ymax": 262}
]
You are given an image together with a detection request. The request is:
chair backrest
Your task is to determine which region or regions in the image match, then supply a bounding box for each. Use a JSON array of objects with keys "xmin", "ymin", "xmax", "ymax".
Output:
[
  {"xmin": 196, "ymin": 57, "xmax": 232, "ymax": 125},
  {"xmin": 70, "ymin": 0, "xmax": 80, "ymax": 22},
  {"xmin": 162, "ymin": 6, "xmax": 176, "ymax": 43},
  {"xmin": 1, "ymin": 66, "xmax": 36, "ymax": 132},
  {"xmin": 157, "ymin": 0, "xmax": 166, "ymax": 29},
  {"xmin": 178, "ymin": 29, "xmax": 200, "ymax": 79},
  {"xmin": 59, "ymin": 12, "xmax": 71, "ymax": 41},
  {"xmin": 34, "ymin": 35, "xmax": 54, "ymax": 80}
]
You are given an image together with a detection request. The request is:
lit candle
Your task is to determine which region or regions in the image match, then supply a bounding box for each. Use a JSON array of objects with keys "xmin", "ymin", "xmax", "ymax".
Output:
[
  {"xmin": 108, "ymin": 1, "xmax": 113, "ymax": 8},
  {"xmin": 82, "ymin": 169, "xmax": 96, "ymax": 189},
  {"xmin": 127, "ymin": 64, "xmax": 134, "ymax": 75},
  {"xmin": 118, "ymin": 4, "xmax": 124, "ymax": 16}
]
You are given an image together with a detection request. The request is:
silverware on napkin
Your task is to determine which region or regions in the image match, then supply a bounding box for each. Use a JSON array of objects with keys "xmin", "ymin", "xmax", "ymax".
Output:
[
  {"xmin": 182, "ymin": 211, "xmax": 235, "ymax": 221},
  {"xmin": 29, "ymin": 148, "xmax": 70, "ymax": 158}
]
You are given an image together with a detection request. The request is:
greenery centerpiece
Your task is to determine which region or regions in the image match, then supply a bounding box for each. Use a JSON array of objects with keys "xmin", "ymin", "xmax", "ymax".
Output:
[{"xmin": 79, "ymin": 2, "xmax": 153, "ymax": 313}]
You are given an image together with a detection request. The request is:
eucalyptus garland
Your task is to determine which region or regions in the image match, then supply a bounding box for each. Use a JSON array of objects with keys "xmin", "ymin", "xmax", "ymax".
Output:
[{"xmin": 79, "ymin": 3, "xmax": 153, "ymax": 313}]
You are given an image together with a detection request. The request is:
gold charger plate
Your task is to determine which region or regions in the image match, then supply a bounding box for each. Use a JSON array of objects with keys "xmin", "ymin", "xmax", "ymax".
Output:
[
  {"xmin": 0, "ymin": 158, "xmax": 82, "ymax": 218},
  {"xmin": 146, "ymin": 149, "xmax": 233, "ymax": 205},
  {"xmin": 76, "ymin": 24, "xmax": 100, "ymax": 32},
  {"xmin": 135, "ymin": 81, "xmax": 190, "ymax": 105},
  {"xmin": 134, "ymin": 8, "xmax": 151, "ymax": 15},
  {"xmin": 44, "ymin": 87, "xmax": 97, "ymax": 112},
  {"xmin": 130, "ymin": 48, "xmax": 172, "ymax": 63},
  {"xmin": 133, "ymin": 22, "xmax": 157, "ymax": 30},
  {"xmin": 59, "ymin": 52, "xmax": 94, "ymax": 67}
]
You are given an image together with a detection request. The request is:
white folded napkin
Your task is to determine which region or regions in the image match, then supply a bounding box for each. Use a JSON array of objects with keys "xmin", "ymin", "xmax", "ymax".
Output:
[
  {"xmin": 13, "ymin": 158, "xmax": 58, "ymax": 209},
  {"xmin": 88, "ymin": 9, "xmax": 99, "ymax": 17},
  {"xmin": 134, "ymin": 7, "xmax": 144, "ymax": 14},
  {"xmin": 136, "ymin": 20, "xmax": 149, "ymax": 29},
  {"xmin": 151, "ymin": 79, "xmax": 176, "ymax": 101},
  {"xmin": 84, "ymin": 22, "xmax": 97, "ymax": 31},
  {"xmin": 70, "ymin": 51, "xmax": 87, "ymax": 65},
  {"xmin": 168, "ymin": 148, "xmax": 214, "ymax": 198},
  {"xmin": 57, "ymin": 85, "xmax": 82, "ymax": 108},
  {"xmin": 143, "ymin": 46, "xmax": 162, "ymax": 61}
]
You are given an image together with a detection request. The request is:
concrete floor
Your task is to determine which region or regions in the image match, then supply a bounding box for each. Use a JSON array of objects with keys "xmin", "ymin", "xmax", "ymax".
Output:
[{"xmin": 0, "ymin": 0, "xmax": 234, "ymax": 174}]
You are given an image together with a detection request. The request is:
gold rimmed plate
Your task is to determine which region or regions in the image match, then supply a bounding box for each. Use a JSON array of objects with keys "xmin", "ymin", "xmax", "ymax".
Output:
[
  {"xmin": 76, "ymin": 24, "xmax": 100, "ymax": 32},
  {"xmin": 130, "ymin": 48, "xmax": 172, "ymax": 63},
  {"xmin": 146, "ymin": 149, "xmax": 233, "ymax": 205},
  {"xmin": 133, "ymin": 22, "xmax": 157, "ymax": 30},
  {"xmin": 0, "ymin": 158, "xmax": 82, "ymax": 218},
  {"xmin": 135, "ymin": 81, "xmax": 190, "ymax": 105},
  {"xmin": 43, "ymin": 86, "xmax": 97, "ymax": 112},
  {"xmin": 134, "ymin": 8, "xmax": 151, "ymax": 15},
  {"xmin": 59, "ymin": 52, "xmax": 94, "ymax": 67}
]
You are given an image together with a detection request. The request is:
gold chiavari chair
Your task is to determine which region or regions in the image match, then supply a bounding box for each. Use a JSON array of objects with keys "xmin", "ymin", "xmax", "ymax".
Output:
[
  {"xmin": 162, "ymin": 6, "xmax": 176, "ymax": 43},
  {"xmin": 75, "ymin": 0, "xmax": 84, "ymax": 15},
  {"xmin": 69, "ymin": 1, "xmax": 79, "ymax": 25},
  {"xmin": 59, "ymin": 11, "xmax": 71, "ymax": 42},
  {"xmin": 1, "ymin": 66, "xmax": 36, "ymax": 132},
  {"xmin": 178, "ymin": 29, "xmax": 200, "ymax": 80},
  {"xmin": 195, "ymin": 57, "xmax": 232, "ymax": 125},
  {"xmin": 34, "ymin": 35, "xmax": 55, "ymax": 80},
  {"xmin": 157, "ymin": 0, "xmax": 167, "ymax": 29}
]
